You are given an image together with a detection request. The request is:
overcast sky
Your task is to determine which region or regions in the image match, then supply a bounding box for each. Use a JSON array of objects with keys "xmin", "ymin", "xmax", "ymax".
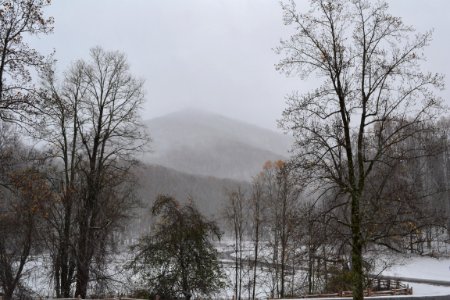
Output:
[{"xmin": 32, "ymin": 0, "xmax": 450, "ymax": 131}]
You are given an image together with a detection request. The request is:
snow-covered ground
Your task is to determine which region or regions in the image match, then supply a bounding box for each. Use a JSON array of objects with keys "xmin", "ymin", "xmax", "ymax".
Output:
[
  {"xmin": 21, "ymin": 247, "xmax": 450, "ymax": 298},
  {"xmin": 382, "ymin": 255, "xmax": 450, "ymax": 281},
  {"xmin": 218, "ymin": 241, "xmax": 450, "ymax": 298},
  {"xmin": 283, "ymin": 256, "xmax": 450, "ymax": 299},
  {"xmin": 379, "ymin": 255, "xmax": 450, "ymax": 296},
  {"xmin": 405, "ymin": 282, "xmax": 450, "ymax": 296}
]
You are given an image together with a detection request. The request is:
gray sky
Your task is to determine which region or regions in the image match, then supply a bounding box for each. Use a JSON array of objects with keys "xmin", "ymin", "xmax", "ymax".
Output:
[{"xmin": 33, "ymin": 0, "xmax": 450, "ymax": 131}]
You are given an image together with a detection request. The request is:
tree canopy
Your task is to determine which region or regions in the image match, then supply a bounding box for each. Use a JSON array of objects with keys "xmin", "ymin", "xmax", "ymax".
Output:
[
  {"xmin": 277, "ymin": 0, "xmax": 444, "ymax": 299},
  {"xmin": 129, "ymin": 195, "xmax": 225, "ymax": 300}
]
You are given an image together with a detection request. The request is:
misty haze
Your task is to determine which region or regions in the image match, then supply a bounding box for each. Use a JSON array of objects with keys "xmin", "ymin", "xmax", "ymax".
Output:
[{"xmin": 1, "ymin": 1, "xmax": 450, "ymax": 300}]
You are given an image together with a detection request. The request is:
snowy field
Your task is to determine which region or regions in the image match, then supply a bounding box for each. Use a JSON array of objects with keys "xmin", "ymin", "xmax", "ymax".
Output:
[
  {"xmin": 21, "ymin": 248, "xmax": 450, "ymax": 298},
  {"xmin": 218, "ymin": 239, "xmax": 450, "ymax": 298},
  {"xmin": 380, "ymin": 255, "xmax": 450, "ymax": 296},
  {"xmin": 282, "ymin": 256, "xmax": 450, "ymax": 299}
]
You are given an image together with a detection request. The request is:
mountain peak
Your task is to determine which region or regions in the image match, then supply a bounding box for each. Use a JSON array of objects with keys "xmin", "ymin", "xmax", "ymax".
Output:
[
  {"xmin": 164, "ymin": 107, "xmax": 214, "ymax": 117},
  {"xmin": 149, "ymin": 108, "xmax": 285, "ymax": 135},
  {"xmin": 141, "ymin": 108, "xmax": 293, "ymax": 181}
]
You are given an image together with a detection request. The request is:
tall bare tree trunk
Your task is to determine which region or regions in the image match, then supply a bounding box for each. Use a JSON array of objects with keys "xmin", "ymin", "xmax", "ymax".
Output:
[
  {"xmin": 251, "ymin": 215, "xmax": 259, "ymax": 300},
  {"xmin": 351, "ymin": 192, "xmax": 363, "ymax": 300},
  {"xmin": 75, "ymin": 217, "xmax": 90, "ymax": 298}
]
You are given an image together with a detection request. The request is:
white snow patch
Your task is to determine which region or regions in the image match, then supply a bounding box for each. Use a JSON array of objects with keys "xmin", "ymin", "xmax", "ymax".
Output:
[{"xmin": 379, "ymin": 255, "xmax": 450, "ymax": 296}]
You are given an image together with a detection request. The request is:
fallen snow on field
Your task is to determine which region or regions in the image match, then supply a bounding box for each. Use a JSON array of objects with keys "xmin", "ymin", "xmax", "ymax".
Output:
[
  {"xmin": 383, "ymin": 256, "xmax": 450, "ymax": 280},
  {"xmin": 404, "ymin": 282, "xmax": 450, "ymax": 296},
  {"xmin": 380, "ymin": 255, "xmax": 450, "ymax": 296}
]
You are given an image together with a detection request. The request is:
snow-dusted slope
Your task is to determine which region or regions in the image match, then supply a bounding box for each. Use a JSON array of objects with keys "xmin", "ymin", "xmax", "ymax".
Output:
[{"xmin": 141, "ymin": 109, "xmax": 292, "ymax": 181}]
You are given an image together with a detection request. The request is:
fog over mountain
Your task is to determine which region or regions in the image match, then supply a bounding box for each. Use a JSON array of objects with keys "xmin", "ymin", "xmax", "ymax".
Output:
[{"xmin": 141, "ymin": 109, "xmax": 292, "ymax": 181}]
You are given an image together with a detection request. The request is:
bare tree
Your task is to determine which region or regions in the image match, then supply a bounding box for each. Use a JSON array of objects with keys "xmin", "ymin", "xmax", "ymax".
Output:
[
  {"xmin": 37, "ymin": 61, "xmax": 85, "ymax": 297},
  {"xmin": 38, "ymin": 47, "xmax": 149, "ymax": 298},
  {"xmin": 0, "ymin": 124, "xmax": 53, "ymax": 300},
  {"xmin": 74, "ymin": 47, "xmax": 148, "ymax": 298},
  {"xmin": 224, "ymin": 187, "xmax": 247, "ymax": 300},
  {"xmin": 257, "ymin": 160, "xmax": 301, "ymax": 298},
  {"xmin": 275, "ymin": 161, "xmax": 301, "ymax": 297},
  {"xmin": 0, "ymin": 0, "xmax": 53, "ymax": 122},
  {"xmin": 257, "ymin": 161, "xmax": 280, "ymax": 297},
  {"xmin": 427, "ymin": 117, "xmax": 450, "ymax": 237},
  {"xmin": 277, "ymin": 1, "xmax": 443, "ymax": 299},
  {"xmin": 0, "ymin": 3, "xmax": 54, "ymax": 291},
  {"xmin": 249, "ymin": 177, "xmax": 263, "ymax": 300}
]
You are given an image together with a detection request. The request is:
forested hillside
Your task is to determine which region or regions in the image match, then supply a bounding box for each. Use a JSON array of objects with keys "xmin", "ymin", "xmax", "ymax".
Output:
[{"xmin": 127, "ymin": 163, "xmax": 249, "ymax": 237}]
